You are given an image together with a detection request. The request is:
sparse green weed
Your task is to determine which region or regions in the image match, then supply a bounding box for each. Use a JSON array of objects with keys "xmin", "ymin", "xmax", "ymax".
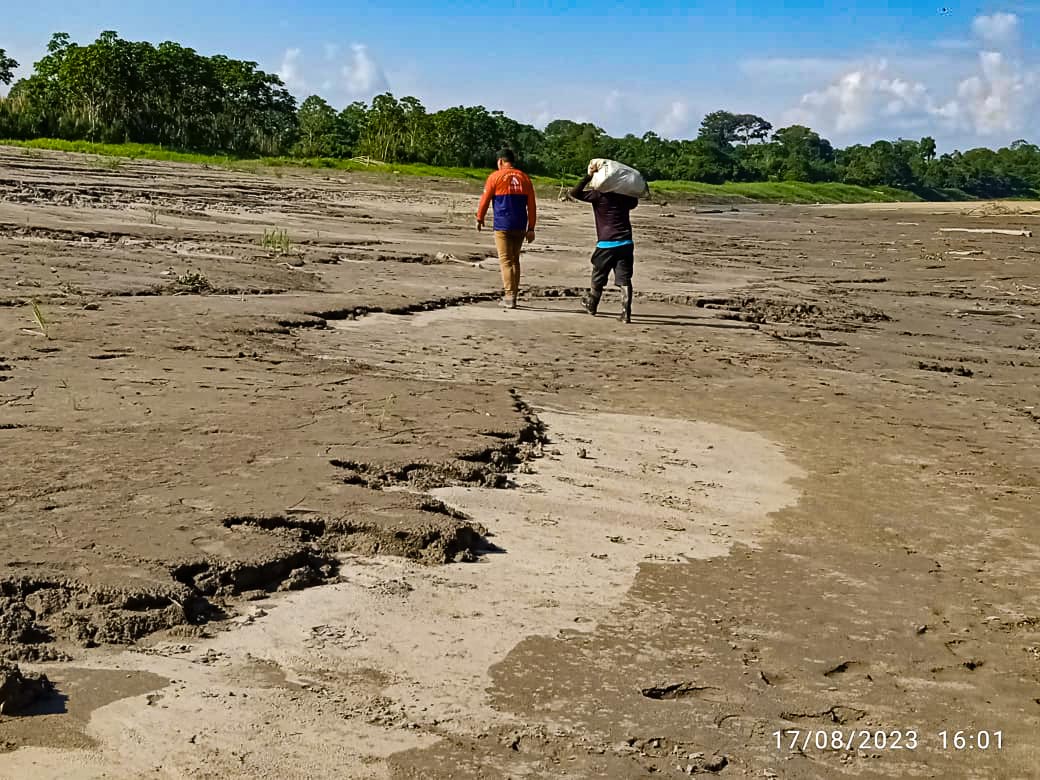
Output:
[
  {"xmin": 176, "ymin": 270, "xmax": 212, "ymax": 293},
  {"xmin": 261, "ymin": 228, "xmax": 292, "ymax": 254}
]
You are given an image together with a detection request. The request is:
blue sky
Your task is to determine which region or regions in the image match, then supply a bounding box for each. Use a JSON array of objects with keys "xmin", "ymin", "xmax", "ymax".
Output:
[{"xmin": 4, "ymin": 1, "xmax": 1039, "ymax": 150}]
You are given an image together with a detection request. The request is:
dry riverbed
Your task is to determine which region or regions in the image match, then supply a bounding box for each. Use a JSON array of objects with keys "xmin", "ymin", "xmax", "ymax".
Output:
[{"xmin": 0, "ymin": 147, "xmax": 1037, "ymax": 778}]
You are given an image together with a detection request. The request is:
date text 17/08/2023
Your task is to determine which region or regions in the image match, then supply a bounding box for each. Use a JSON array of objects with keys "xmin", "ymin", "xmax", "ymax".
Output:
[{"xmin": 773, "ymin": 730, "xmax": 1004, "ymax": 752}]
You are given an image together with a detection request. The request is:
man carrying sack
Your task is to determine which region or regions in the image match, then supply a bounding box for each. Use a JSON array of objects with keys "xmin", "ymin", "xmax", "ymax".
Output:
[
  {"xmin": 568, "ymin": 158, "xmax": 646, "ymax": 323},
  {"xmin": 476, "ymin": 149, "xmax": 537, "ymax": 309}
]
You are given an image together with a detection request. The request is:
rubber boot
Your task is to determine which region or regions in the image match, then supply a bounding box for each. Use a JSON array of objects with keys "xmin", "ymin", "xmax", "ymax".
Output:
[
  {"xmin": 618, "ymin": 285, "xmax": 632, "ymax": 323},
  {"xmin": 581, "ymin": 287, "xmax": 602, "ymax": 316}
]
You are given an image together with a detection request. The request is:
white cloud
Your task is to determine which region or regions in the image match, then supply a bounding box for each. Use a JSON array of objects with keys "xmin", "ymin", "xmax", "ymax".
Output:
[
  {"xmin": 792, "ymin": 59, "xmax": 936, "ymax": 134},
  {"xmin": 654, "ymin": 100, "xmax": 692, "ymax": 137},
  {"xmin": 277, "ymin": 48, "xmax": 306, "ymax": 91},
  {"xmin": 341, "ymin": 44, "xmax": 389, "ymax": 96},
  {"xmin": 972, "ymin": 12, "xmax": 1019, "ymax": 46},
  {"xmin": 602, "ymin": 90, "xmax": 648, "ymax": 131},
  {"xmin": 781, "ymin": 12, "xmax": 1040, "ymax": 144},
  {"xmin": 272, "ymin": 43, "xmax": 390, "ymax": 103},
  {"xmin": 530, "ymin": 104, "xmax": 552, "ymax": 129},
  {"xmin": 956, "ymin": 50, "xmax": 1036, "ymax": 134}
]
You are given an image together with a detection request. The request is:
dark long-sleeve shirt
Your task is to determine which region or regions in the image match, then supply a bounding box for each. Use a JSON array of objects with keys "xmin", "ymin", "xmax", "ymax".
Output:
[{"xmin": 569, "ymin": 174, "xmax": 638, "ymax": 245}]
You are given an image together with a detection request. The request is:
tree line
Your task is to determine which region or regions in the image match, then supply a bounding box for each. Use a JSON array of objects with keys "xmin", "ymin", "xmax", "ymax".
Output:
[{"xmin": 2, "ymin": 32, "xmax": 1040, "ymax": 198}]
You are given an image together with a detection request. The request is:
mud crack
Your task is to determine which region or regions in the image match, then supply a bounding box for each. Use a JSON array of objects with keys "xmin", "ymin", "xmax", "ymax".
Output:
[
  {"xmin": 300, "ymin": 292, "xmax": 507, "ymax": 326},
  {"xmin": 640, "ymin": 681, "xmax": 718, "ymax": 700},
  {"xmin": 694, "ymin": 295, "xmax": 890, "ymax": 328},
  {"xmin": 221, "ymin": 506, "xmax": 491, "ymax": 566},
  {"xmin": 917, "ymin": 361, "xmax": 974, "ymax": 377},
  {"xmin": 331, "ymin": 391, "xmax": 547, "ymax": 490}
]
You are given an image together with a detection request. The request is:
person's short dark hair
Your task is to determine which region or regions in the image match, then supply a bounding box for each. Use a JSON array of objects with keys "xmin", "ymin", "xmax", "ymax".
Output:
[{"xmin": 497, "ymin": 149, "xmax": 516, "ymax": 164}]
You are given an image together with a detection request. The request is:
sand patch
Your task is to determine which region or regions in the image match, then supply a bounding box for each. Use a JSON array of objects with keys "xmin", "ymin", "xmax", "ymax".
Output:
[{"xmin": 0, "ymin": 409, "xmax": 800, "ymax": 778}]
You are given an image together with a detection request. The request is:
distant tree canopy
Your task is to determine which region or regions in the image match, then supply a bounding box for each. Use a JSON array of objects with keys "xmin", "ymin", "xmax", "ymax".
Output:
[
  {"xmin": 0, "ymin": 49, "xmax": 17, "ymax": 86},
  {"xmin": 2, "ymin": 32, "xmax": 295, "ymax": 155},
  {"xmin": 2, "ymin": 31, "xmax": 1040, "ymax": 198}
]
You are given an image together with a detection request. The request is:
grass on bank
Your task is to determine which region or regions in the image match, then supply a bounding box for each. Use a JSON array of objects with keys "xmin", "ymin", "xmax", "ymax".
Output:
[
  {"xmin": 1, "ymin": 137, "xmax": 975, "ymax": 204},
  {"xmin": 648, "ymin": 179, "xmax": 926, "ymax": 203},
  {"xmin": 4, "ymin": 138, "xmax": 235, "ymax": 166}
]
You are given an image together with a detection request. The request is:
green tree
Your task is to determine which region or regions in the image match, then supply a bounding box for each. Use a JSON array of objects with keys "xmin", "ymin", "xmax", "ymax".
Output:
[
  {"xmin": 425, "ymin": 105, "xmax": 500, "ymax": 167},
  {"xmin": 493, "ymin": 111, "xmax": 546, "ymax": 173},
  {"xmin": 359, "ymin": 92, "xmax": 406, "ymax": 161},
  {"xmin": 671, "ymin": 138, "xmax": 733, "ymax": 183},
  {"xmin": 609, "ymin": 131, "xmax": 672, "ymax": 180},
  {"xmin": 920, "ymin": 136, "xmax": 936, "ymax": 162},
  {"xmin": 335, "ymin": 101, "xmax": 368, "ymax": 157},
  {"xmin": 295, "ymin": 95, "xmax": 338, "ymax": 157},
  {"xmin": 1002, "ymin": 140, "xmax": 1040, "ymax": 190},
  {"xmin": 773, "ymin": 125, "xmax": 835, "ymax": 182},
  {"xmin": 697, "ymin": 110, "xmax": 770, "ymax": 147},
  {"xmin": 8, "ymin": 31, "xmax": 295, "ymax": 154},
  {"xmin": 542, "ymin": 119, "xmax": 610, "ymax": 175},
  {"xmin": 733, "ymin": 114, "xmax": 772, "ymax": 145},
  {"xmin": 697, "ymin": 110, "xmax": 741, "ymax": 146},
  {"xmin": 0, "ymin": 49, "xmax": 18, "ymax": 85},
  {"xmin": 840, "ymin": 141, "xmax": 913, "ymax": 187},
  {"xmin": 399, "ymin": 96, "xmax": 428, "ymax": 161},
  {"xmin": 734, "ymin": 141, "xmax": 782, "ymax": 181},
  {"xmin": 207, "ymin": 53, "xmax": 297, "ymax": 155}
]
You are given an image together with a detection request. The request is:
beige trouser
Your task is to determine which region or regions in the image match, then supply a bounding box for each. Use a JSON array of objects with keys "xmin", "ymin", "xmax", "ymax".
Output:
[{"xmin": 494, "ymin": 230, "xmax": 526, "ymax": 297}]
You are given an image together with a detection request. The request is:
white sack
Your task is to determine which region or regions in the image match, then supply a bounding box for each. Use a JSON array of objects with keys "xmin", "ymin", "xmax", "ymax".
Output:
[{"xmin": 587, "ymin": 158, "xmax": 649, "ymax": 198}]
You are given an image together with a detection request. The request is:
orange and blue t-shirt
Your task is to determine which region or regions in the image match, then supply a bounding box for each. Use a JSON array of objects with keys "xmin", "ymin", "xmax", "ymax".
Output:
[{"xmin": 476, "ymin": 165, "xmax": 537, "ymax": 232}]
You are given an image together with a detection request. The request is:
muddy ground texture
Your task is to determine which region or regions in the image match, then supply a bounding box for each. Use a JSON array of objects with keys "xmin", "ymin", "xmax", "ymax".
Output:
[{"xmin": 0, "ymin": 147, "xmax": 1038, "ymax": 778}]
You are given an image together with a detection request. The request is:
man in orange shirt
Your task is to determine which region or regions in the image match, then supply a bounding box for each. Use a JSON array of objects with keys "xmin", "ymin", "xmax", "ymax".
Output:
[{"xmin": 476, "ymin": 149, "xmax": 537, "ymax": 309}]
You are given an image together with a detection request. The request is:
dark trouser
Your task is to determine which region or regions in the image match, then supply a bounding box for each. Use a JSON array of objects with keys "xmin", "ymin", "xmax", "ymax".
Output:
[
  {"xmin": 584, "ymin": 243, "xmax": 634, "ymax": 321},
  {"xmin": 590, "ymin": 244, "xmax": 634, "ymax": 288}
]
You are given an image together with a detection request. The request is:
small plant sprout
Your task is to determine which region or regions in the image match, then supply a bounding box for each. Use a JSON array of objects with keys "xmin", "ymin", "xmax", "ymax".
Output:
[
  {"xmin": 377, "ymin": 393, "xmax": 397, "ymax": 431},
  {"xmin": 31, "ymin": 300, "xmax": 49, "ymax": 338}
]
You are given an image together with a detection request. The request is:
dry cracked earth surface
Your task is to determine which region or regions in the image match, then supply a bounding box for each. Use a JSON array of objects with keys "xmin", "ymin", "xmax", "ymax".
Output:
[{"xmin": 0, "ymin": 146, "xmax": 1037, "ymax": 779}]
